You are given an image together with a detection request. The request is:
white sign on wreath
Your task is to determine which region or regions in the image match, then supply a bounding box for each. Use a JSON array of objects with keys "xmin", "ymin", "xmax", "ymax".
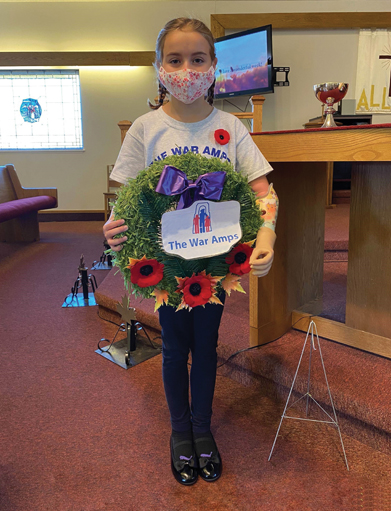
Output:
[{"xmin": 161, "ymin": 200, "xmax": 242, "ymax": 260}]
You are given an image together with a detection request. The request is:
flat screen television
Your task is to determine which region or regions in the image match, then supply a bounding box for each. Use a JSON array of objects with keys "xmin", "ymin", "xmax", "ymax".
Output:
[{"xmin": 214, "ymin": 24, "xmax": 273, "ymax": 99}]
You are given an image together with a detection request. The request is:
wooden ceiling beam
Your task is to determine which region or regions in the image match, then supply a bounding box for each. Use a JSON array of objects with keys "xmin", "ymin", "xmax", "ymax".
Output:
[
  {"xmin": 0, "ymin": 51, "xmax": 156, "ymax": 67},
  {"xmin": 2, "ymin": 12, "xmax": 390, "ymax": 66},
  {"xmin": 210, "ymin": 12, "xmax": 391, "ymax": 35}
]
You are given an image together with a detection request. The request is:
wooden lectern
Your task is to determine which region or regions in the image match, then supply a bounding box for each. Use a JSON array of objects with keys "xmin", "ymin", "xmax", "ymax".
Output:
[{"xmin": 249, "ymin": 124, "xmax": 391, "ymax": 359}]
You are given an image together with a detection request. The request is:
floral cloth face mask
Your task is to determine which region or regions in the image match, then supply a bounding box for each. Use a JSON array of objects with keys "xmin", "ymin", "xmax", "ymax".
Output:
[{"xmin": 158, "ymin": 65, "xmax": 215, "ymax": 104}]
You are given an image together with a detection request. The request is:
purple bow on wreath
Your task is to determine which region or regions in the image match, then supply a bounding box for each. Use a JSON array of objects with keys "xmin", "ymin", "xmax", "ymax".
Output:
[{"xmin": 155, "ymin": 165, "xmax": 226, "ymax": 210}]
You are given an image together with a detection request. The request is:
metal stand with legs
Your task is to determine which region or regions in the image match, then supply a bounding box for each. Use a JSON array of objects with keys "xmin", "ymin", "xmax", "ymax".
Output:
[
  {"xmin": 95, "ymin": 295, "xmax": 162, "ymax": 369},
  {"xmin": 62, "ymin": 255, "xmax": 98, "ymax": 307},
  {"xmin": 268, "ymin": 320, "xmax": 349, "ymax": 470},
  {"xmin": 91, "ymin": 240, "xmax": 113, "ymax": 270}
]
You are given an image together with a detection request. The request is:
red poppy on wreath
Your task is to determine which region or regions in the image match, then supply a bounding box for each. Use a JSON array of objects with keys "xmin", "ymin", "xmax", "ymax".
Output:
[
  {"xmin": 225, "ymin": 243, "xmax": 253, "ymax": 275},
  {"xmin": 214, "ymin": 129, "xmax": 230, "ymax": 145},
  {"xmin": 127, "ymin": 255, "xmax": 164, "ymax": 288},
  {"xmin": 175, "ymin": 271, "xmax": 224, "ymax": 310}
]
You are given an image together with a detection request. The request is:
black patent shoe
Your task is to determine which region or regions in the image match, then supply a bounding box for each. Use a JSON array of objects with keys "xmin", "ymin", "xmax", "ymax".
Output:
[
  {"xmin": 194, "ymin": 436, "xmax": 222, "ymax": 482},
  {"xmin": 170, "ymin": 436, "xmax": 198, "ymax": 486}
]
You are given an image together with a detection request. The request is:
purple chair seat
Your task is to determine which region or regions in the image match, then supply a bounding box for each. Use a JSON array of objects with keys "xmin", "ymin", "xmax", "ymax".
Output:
[{"xmin": 0, "ymin": 196, "xmax": 57, "ymax": 222}]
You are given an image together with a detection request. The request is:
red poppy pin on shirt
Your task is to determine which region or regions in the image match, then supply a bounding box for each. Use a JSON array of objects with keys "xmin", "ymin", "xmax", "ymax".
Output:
[{"xmin": 214, "ymin": 129, "xmax": 230, "ymax": 145}]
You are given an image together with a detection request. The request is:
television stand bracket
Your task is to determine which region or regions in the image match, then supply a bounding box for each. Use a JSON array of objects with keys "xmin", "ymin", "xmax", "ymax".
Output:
[{"xmin": 273, "ymin": 67, "xmax": 290, "ymax": 87}]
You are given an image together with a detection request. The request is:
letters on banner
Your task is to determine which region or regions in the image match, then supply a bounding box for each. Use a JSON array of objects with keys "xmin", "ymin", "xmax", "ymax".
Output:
[{"xmin": 355, "ymin": 29, "xmax": 391, "ymax": 113}]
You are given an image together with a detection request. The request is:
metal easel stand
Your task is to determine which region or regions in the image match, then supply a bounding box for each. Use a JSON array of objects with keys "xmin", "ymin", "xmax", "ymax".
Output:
[
  {"xmin": 95, "ymin": 295, "xmax": 162, "ymax": 370},
  {"xmin": 62, "ymin": 255, "xmax": 98, "ymax": 307},
  {"xmin": 91, "ymin": 240, "xmax": 113, "ymax": 270},
  {"xmin": 268, "ymin": 320, "xmax": 349, "ymax": 470}
]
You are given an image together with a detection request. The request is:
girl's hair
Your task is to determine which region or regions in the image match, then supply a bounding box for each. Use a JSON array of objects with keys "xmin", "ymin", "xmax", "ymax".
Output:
[{"xmin": 148, "ymin": 17, "xmax": 216, "ymax": 110}]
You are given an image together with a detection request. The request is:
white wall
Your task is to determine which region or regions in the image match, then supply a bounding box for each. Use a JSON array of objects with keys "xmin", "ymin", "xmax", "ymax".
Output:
[{"xmin": 0, "ymin": 0, "xmax": 390, "ymax": 211}]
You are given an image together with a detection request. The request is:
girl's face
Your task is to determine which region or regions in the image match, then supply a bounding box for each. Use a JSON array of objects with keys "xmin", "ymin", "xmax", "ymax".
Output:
[{"xmin": 161, "ymin": 29, "xmax": 217, "ymax": 73}]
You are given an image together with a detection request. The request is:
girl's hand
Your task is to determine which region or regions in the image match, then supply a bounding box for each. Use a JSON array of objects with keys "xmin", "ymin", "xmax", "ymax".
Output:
[{"xmin": 103, "ymin": 210, "xmax": 128, "ymax": 252}]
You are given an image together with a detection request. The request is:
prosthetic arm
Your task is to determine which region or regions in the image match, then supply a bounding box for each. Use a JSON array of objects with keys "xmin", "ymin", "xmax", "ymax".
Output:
[{"xmin": 249, "ymin": 183, "xmax": 279, "ymax": 277}]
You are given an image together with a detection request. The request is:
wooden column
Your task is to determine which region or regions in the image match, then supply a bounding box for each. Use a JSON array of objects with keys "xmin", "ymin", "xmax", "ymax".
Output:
[
  {"xmin": 249, "ymin": 161, "xmax": 327, "ymax": 346},
  {"xmin": 118, "ymin": 120, "xmax": 132, "ymax": 145},
  {"xmin": 346, "ymin": 162, "xmax": 391, "ymax": 338},
  {"xmin": 230, "ymin": 95, "xmax": 265, "ymax": 132},
  {"xmin": 325, "ymin": 162, "xmax": 334, "ymax": 208},
  {"xmin": 250, "ymin": 95, "xmax": 265, "ymax": 132}
]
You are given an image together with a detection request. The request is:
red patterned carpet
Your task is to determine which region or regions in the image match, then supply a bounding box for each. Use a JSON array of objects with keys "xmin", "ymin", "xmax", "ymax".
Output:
[{"xmin": 1, "ymin": 214, "xmax": 391, "ymax": 511}]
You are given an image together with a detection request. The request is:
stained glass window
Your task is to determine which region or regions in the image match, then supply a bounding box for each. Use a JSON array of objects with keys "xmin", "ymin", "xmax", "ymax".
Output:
[{"xmin": 0, "ymin": 70, "xmax": 83, "ymax": 150}]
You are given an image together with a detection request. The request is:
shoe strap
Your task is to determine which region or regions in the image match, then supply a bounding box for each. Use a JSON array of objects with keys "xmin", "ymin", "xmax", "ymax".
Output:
[
  {"xmin": 193, "ymin": 438, "xmax": 220, "ymax": 468},
  {"xmin": 171, "ymin": 438, "xmax": 196, "ymax": 470}
]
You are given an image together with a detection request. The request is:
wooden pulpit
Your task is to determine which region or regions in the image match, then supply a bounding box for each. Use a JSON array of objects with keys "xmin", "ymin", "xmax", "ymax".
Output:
[{"xmin": 249, "ymin": 124, "xmax": 391, "ymax": 359}]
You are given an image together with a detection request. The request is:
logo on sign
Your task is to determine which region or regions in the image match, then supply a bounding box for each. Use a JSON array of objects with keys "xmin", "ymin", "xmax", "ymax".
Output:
[{"xmin": 193, "ymin": 202, "xmax": 212, "ymax": 234}]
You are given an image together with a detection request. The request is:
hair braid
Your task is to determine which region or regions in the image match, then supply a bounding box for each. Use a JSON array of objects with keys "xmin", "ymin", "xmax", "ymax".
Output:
[
  {"xmin": 206, "ymin": 79, "xmax": 215, "ymax": 106},
  {"xmin": 148, "ymin": 82, "xmax": 169, "ymax": 110}
]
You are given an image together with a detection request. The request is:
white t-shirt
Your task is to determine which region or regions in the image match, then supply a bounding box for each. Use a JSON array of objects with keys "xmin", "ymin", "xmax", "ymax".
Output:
[{"xmin": 110, "ymin": 107, "xmax": 273, "ymax": 184}]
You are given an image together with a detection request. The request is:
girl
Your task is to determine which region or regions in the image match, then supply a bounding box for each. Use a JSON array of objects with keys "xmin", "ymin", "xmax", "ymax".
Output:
[{"xmin": 103, "ymin": 17, "xmax": 278, "ymax": 486}]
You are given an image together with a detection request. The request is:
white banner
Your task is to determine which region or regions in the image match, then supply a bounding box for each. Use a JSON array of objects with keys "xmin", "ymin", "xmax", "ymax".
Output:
[
  {"xmin": 161, "ymin": 200, "xmax": 242, "ymax": 260},
  {"xmin": 355, "ymin": 29, "xmax": 391, "ymax": 114}
]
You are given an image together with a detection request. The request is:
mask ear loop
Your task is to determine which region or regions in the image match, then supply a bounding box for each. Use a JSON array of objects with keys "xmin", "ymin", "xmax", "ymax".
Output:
[{"xmin": 206, "ymin": 78, "xmax": 216, "ymax": 106}]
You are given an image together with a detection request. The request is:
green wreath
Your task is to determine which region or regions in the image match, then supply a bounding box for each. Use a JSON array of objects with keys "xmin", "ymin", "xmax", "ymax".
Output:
[{"xmin": 110, "ymin": 152, "xmax": 263, "ymax": 311}]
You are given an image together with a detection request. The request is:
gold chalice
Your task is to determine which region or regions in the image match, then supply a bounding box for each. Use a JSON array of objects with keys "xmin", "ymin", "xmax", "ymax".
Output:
[{"xmin": 314, "ymin": 82, "xmax": 349, "ymax": 128}]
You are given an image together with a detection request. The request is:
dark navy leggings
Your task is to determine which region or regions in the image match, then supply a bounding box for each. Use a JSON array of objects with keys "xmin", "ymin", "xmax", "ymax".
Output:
[{"xmin": 158, "ymin": 294, "xmax": 225, "ymax": 434}]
